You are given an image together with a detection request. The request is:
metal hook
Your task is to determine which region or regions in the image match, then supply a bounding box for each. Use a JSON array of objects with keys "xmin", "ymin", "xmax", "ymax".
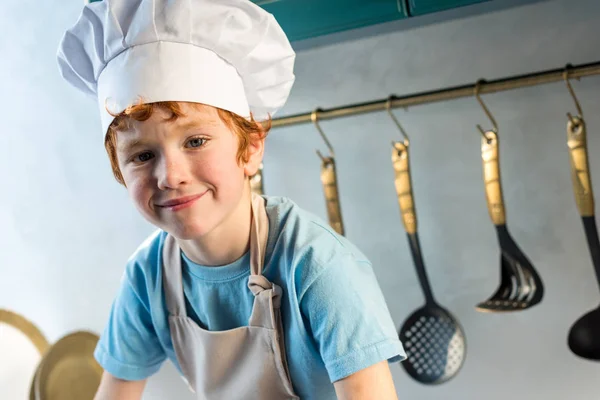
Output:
[
  {"xmin": 386, "ymin": 95, "xmax": 410, "ymax": 146},
  {"xmin": 563, "ymin": 64, "xmax": 583, "ymax": 124},
  {"xmin": 311, "ymin": 108, "xmax": 335, "ymax": 161},
  {"xmin": 474, "ymin": 80, "xmax": 498, "ymax": 141}
]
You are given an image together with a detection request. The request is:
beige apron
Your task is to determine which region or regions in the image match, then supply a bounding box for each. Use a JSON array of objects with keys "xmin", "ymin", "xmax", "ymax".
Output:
[{"xmin": 162, "ymin": 193, "xmax": 300, "ymax": 399}]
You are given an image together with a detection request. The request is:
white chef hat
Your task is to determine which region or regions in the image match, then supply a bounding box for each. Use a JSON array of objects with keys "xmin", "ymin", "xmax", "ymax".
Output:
[{"xmin": 57, "ymin": 0, "xmax": 296, "ymax": 139}]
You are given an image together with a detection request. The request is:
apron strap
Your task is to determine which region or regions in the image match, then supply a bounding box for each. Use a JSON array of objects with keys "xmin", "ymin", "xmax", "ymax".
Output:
[
  {"xmin": 162, "ymin": 193, "xmax": 269, "ymax": 318},
  {"xmin": 247, "ymin": 193, "xmax": 281, "ymax": 330},
  {"xmin": 249, "ymin": 192, "xmax": 269, "ymax": 277},
  {"xmin": 162, "ymin": 233, "xmax": 187, "ymax": 317},
  {"xmin": 248, "ymin": 276, "xmax": 281, "ymax": 330}
]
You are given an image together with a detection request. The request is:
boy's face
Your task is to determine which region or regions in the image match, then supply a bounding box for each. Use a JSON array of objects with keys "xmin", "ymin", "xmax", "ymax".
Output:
[{"xmin": 115, "ymin": 103, "xmax": 263, "ymax": 240}]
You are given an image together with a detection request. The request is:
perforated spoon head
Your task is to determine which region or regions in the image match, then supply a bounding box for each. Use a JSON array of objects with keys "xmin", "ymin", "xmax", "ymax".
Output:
[{"xmin": 399, "ymin": 305, "xmax": 466, "ymax": 384}]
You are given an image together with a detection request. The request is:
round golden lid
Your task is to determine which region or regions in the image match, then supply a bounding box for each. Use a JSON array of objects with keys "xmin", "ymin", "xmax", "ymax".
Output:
[
  {"xmin": 34, "ymin": 331, "xmax": 102, "ymax": 400},
  {"xmin": 30, "ymin": 363, "xmax": 40, "ymax": 400},
  {"xmin": 0, "ymin": 309, "xmax": 49, "ymax": 355},
  {"xmin": 0, "ymin": 309, "xmax": 49, "ymax": 400}
]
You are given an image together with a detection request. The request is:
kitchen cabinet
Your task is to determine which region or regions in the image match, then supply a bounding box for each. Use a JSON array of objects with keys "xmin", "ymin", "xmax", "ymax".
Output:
[
  {"xmin": 86, "ymin": 0, "xmax": 499, "ymax": 42},
  {"xmin": 253, "ymin": 0, "xmax": 407, "ymax": 42},
  {"xmin": 86, "ymin": 0, "xmax": 406, "ymax": 42},
  {"xmin": 407, "ymin": 0, "xmax": 491, "ymax": 16}
]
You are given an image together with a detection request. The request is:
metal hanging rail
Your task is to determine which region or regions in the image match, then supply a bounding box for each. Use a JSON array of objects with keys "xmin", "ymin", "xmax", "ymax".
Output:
[{"xmin": 271, "ymin": 61, "xmax": 600, "ymax": 128}]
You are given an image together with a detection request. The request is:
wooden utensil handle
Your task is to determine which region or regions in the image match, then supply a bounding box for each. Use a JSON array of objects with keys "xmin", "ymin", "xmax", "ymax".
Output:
[
  {"xmin": 320, "ymin": 157, "xmax": 345, "ymax": 236},
  {"xmin": 250, "ymin": 163, "xmax": 264, "ymax": 195},
  {"xmin": 392, "ymin": 141, "xmax": 416, "ymax": 234},
  {"xmin": 567, "ymin": 116, "xmax": 595, "ymax": 217},
  {"xmin": 481, "ymin": 131, "xmax": 506, "ymax": 225}
]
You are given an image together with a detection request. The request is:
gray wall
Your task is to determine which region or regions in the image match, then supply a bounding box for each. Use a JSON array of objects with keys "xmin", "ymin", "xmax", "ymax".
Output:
[{"xmin": 1, "ymin": 0, "xmax": 599, "ymax": 399}]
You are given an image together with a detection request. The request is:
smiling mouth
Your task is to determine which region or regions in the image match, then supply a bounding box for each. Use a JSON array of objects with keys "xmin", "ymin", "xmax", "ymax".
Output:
[{"xmin": 156, "ymin": 191, "xmax": 207, "ymax": 211}]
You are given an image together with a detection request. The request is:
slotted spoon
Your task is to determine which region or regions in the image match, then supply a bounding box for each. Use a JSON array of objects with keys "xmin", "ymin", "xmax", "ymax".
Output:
[
  {"xmin": 388, "ymin": 107, "xmax": 466, "ymax": 384},
  {"xmin": 475, "ymin": 130, "xmax": 544, "ymax": 312}
]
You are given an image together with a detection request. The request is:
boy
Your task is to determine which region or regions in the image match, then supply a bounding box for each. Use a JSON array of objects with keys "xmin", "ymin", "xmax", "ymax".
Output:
[{"xmin": 57, "ymin": 0, "xmax": 406, "ymax": 399}]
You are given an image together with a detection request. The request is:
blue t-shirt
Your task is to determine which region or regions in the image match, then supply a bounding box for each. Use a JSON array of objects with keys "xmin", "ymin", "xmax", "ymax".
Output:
[{"xmin": 94, "ymin": 195, "xmax": 406, "ymax": 399}]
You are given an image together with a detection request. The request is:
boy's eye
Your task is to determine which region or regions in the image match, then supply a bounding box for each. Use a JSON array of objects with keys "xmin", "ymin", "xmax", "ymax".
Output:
[
  {"xmin": 186, "ymin": 137, "xmax": 207, "ymax": 148},
  {"xmin": 134, "ymin": 152, "xmax": 154, "ymax": 163}
]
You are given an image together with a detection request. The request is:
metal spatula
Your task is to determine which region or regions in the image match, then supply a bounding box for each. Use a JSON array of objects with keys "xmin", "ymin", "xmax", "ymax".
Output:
[{"xmin": 388, "ymin": 103, "xmax": 466, "ymax": 384}]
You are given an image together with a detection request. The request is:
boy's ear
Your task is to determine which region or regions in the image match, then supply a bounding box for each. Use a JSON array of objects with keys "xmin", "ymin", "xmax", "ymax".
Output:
[{"xmin": 243, "ymin": 128, "xmax": 265, "ymax": 177}]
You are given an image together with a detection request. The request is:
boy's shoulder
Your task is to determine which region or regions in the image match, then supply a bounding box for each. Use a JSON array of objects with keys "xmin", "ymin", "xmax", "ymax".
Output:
[
  {"xmin": 121, "ymin": 228, "xmax": 167, "ymax": 294},
  {"xmin": 121, "ymin": 195, "xmax": 372, "ymax": 290},
  {"xmin": 264, "ymin": 195, "xmax": 370, "ymax": 268}
]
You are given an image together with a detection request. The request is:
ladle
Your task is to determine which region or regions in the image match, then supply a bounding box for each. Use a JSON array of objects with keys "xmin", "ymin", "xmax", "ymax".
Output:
[{"xmin": 563, "ymin": 68, "xmax": 600, "ymax": 360}]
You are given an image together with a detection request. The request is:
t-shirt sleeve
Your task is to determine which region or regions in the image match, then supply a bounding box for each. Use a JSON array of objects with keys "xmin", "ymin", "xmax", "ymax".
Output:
[
  {"xmin": 94, "ymin": 269, "xmax": 166, "ymax": 381},
  {"xmin": 299, "ymin": 252, "xmax": 406, "ymax": 383}
]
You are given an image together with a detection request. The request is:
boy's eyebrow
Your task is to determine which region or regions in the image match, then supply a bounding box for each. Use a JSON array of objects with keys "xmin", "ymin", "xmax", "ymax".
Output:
[
  {"xmin": 175, "ymin": 118, "xmax": 219, "ymax": 131},
  {"xmin": 117, "ymin": 138, "xmax": 143, "ymax": 154},
  {"xmin": 117, "ymin": 118, "xmax": 219, "ymax": 153}
]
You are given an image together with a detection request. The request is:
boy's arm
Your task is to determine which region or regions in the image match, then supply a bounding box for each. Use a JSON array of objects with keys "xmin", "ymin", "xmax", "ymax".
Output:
[
  {"xmin": 298, "ymin": 250, "xmax": 405, "ymax": 399},
  {"xmin": 333, "ymin": 361, "xmax": 398, "ymax": 400},
  {"xmin": 94, "ymin": 371, "xmax": 147, "ymax": 400}
]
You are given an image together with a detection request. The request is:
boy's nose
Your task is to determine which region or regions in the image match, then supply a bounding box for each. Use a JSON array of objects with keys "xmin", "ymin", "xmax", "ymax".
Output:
[{"xmin": 156, "ymin": 156, "xmax": 189, "ymax": 190}]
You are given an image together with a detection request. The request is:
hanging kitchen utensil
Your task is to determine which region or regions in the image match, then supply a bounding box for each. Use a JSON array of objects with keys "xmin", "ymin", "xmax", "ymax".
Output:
[
  {"xmin": 562, "ymin": 68, "xmax": 600, "ymax": 361},
  {"xmin": 0, "ymin": 309, "xmax": 49, "ymax": 400},
  {"xmin": 388, "ymin": 98, "xmax": 466, "ymax": 384},
  {"xmin": 473, "ymin": 81, "xmax": 544, "ymax": 312},
  {"xmin": 312, "ymin": 109, "xmax": 345, "ymax": 236},
  {"xmin": 250, "ymin": 163, "xmax": 265, "ymax": 195},
  {"xmin": 33, "ymin": 330, "xmax": 102, "ymax": 400}
]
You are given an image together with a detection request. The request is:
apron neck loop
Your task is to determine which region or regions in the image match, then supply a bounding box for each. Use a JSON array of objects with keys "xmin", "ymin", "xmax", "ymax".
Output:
[{"xmin": 250, "ymin": 193, "xmax": 269, "ymax": 277}]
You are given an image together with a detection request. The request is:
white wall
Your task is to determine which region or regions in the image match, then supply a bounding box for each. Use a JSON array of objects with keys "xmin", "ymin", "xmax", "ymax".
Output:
[{"xmin": 1, "ymin": 0, "xmax": 599, "ymax": 399}]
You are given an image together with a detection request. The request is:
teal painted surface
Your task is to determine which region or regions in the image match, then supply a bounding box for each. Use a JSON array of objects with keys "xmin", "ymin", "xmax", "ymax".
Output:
[
  {"xmin": 87, "ymin": 0, "xmax": 404, "ymax": 42},
  {"xmin": 254, "ymin": 0, "xmax": 406, "ymax": 41},
  {"xmin": 86, "ymin": 1, "xmax": 492, "ymax": 41},
  {"xmin": 408, "ymin": 0, "xmax": 491, "ymax": 16}
]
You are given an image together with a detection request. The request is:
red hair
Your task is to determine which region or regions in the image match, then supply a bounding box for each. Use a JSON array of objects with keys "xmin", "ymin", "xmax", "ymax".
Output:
[{"xmin": 104, "ymin": 101, "xmax": 270, "ymax": 186}]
